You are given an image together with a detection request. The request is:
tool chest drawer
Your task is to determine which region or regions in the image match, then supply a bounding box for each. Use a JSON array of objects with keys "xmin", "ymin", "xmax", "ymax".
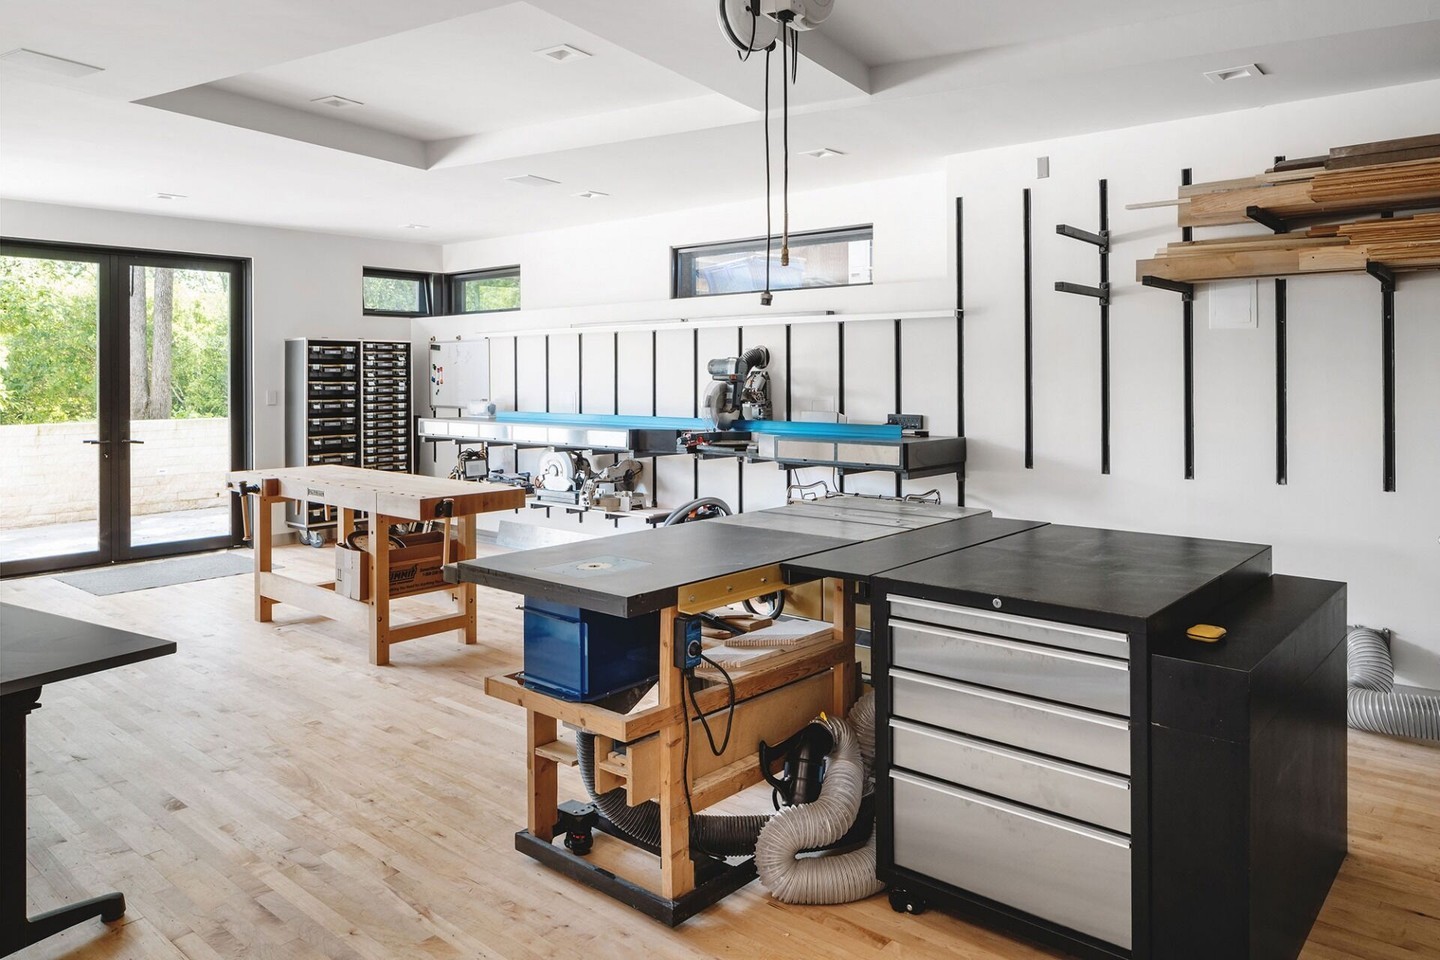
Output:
[
  {"xmin": 891, "ymin": 668, "xmax": 1130, "ymax": 774},
  {"xmin": 889, "ymin": 595, "xmax": 1129, "ymax": 660},
  {"xmin": 891, "ymin": 618, "xmax": 1130, "ymax": 716},
  {"xmin": 890, "ymin": 718, "xmax": 1131, "ymax": 833},
  {"xmin": 891, "ymin": 770, "xmax": 1132, "ymax": 950}
]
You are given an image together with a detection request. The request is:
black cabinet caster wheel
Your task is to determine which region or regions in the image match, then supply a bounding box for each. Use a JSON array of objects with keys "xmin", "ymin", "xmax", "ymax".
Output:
[{"xmin": 888, "ymin": 888, "xmax": 927, "ymax": 915}]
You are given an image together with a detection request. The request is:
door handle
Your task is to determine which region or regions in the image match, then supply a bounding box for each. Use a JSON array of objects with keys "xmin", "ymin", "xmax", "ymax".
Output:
[
  {"xmin": 81, "ymin": 439, "xmax": 109, "ymax": 444},
  {"xmin": 121, "ymin": 439, "xmax": 145, "ymax": 445}
]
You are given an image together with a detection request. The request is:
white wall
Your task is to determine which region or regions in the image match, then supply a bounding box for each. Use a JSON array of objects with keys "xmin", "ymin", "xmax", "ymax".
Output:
[
  {"xmin": 951, "ymin": 80, "xmax": 1440, "ymax": 686},
  {"xmin": 1, "ymin": 199, "xmax": 441, "ymax": 468},
  {"xmin": 415, "ymin": 171, "xmax": 957, "ymax": 511},
  {"xmin": 419, "ymin": 81, "xmax": 1440, "ymax": 687}
]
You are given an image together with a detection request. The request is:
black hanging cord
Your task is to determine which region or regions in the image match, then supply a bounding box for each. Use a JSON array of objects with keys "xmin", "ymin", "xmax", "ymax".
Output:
[
  {"xmin": 781, "ymin": 24, "xmax": 791, "ymax": 265},
  {"xmin": 688, "ymin": 655, "xmax": 737, "ymax": 756},
  {"xmin": 763, "ymin": 42, "xmax": 773, "ymax": 305}
]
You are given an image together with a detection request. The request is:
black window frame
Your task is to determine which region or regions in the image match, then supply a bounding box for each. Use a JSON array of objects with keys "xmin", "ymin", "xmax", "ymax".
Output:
[
  {"xmin": 447, "ymin": 264, "xmax": 521, "ymax": 315},
  {"xmin": 671, "ymin": 224, "xmax": 874, "ymax": 299},
  {"xmin": 362, "ymin": 267, "xmax": 435, "ymax": 317}
]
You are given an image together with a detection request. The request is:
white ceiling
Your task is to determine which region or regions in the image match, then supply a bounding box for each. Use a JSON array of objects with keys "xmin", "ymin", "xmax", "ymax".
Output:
[{"xmin": 2, "ymin": 0, "xmax": 1439, "ymax": 244}]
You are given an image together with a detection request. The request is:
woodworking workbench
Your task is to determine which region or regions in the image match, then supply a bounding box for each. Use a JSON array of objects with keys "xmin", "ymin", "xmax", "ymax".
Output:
[
  {"xmin": 447, "ymin": 498, "xmax": 989, "ymax": 924},
  {"xmin": 228, "ymin": 465, "xmax": 525, "ymax": 665}
]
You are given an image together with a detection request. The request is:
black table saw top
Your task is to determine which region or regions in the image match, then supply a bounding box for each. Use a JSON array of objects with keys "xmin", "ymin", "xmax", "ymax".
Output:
[
  {"xmin": 448, "ymin": 518, "xmax": 854, "ymax": 617},
  {"xmin": 446, "ymin": 498, "xmax": 987, "ymax": 617},
  {"xmin": 875, "ymin": 523, "xmax": 1272, "ymax": 633},
  {"xmin": 782, "ymin": 515, "xmax": 1047, "ymax": 585}
]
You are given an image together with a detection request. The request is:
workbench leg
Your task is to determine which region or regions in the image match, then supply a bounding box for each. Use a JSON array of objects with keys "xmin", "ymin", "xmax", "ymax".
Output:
[
  {"xmin": 459, "ymin": 514, "xmax": 477, "ymax": 645},
  {"xmin": 527, "ymin": 712, "xmax": 558, "ymax": 842},
  {"xmin": 829, "ymin": 579, "xmax": 856, "ymax": 718},
  {"xmin": 369, "ymin": 515, "xmax": 391, "ymax": 666},
  {"xmin": 657, "ymin": 607, "xmax": 695, "ymax": 899},
  {"xmin": 339, "ymin": 507, "xmax": 355, "ymax": 543},
  {"xmin": 254, "ymin": 495, "xmax": 277, "ymax": 622}
]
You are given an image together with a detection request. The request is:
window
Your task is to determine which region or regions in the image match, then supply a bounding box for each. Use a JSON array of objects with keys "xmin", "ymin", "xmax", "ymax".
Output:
[
  {"xmin": 449, "ymin": 265, "xmax": 521, "ymax": 314},
  {"xmin": 673, "ymin": 225, "xmax": 873, "ymax": 299},
  {"xmin": 362, "ymin": 268, "xmax": 433, "ymax": 316}
]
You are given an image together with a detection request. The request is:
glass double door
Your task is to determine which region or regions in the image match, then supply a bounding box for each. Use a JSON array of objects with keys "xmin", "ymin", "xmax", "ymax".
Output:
[{"xmin": 0, "ymin": 242, "xmax": 247, "ymax": 576}]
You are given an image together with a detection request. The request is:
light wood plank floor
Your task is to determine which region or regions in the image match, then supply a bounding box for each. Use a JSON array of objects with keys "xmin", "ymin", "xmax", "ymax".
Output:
[{"xmin": 4, "ymin": 546, "xmax": 1438, "ymax": 960}]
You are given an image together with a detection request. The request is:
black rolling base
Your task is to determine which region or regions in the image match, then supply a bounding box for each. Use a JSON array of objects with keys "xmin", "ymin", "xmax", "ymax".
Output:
[
  {"xmin": 3, "ymin": 893, "xmax": 127, "ymax": 956},
  {"xmin": 3, "ymin": 688, "xmax": 127, "ymax": 957},
  {"xmin": 514, "ymin": 830, "xmax": 757, "ymax": 927}
]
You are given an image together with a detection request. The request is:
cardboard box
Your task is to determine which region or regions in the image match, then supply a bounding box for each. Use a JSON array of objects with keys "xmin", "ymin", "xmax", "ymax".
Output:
[{"xmin": 334, "ymin": 531, "xmax": 461, "ymax": 601}]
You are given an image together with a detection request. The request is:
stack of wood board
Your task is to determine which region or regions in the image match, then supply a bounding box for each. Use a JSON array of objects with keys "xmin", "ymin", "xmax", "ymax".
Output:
[
  {"xmin": 1272, "ymin": 133, "xmax": 1440, "ymax": 172},
  {"xmin": 1136, "ymin": 212, "xmax": 1440, "ymax": 282},
  {"xmin": 1179, "ymin": 158, "xmax": 1440, "ymax": 227},
  {"xmin": 1127, "ymin": 134, "xmax": 1440, "ymax": 229}
]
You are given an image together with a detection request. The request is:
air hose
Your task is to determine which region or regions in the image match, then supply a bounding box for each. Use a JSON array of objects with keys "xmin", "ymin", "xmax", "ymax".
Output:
[
  {"xmin": 753, "ymin": 691, "xmax": 885, "ymax": 905},
  {"xmin": 1347, "ymin": 625, "xmax": 1440, "ymax": 742}
]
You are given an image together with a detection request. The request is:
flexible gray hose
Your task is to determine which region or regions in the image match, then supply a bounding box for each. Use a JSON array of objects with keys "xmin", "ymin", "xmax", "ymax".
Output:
[
  {"xmin": 662, "ymin": 497, "xmax": 732, "ymax": 526},
  {"xmin": 575, "ymin": 732, "xmax": 770, "ymax": 856},
  {"xmin": 1346, "ymin": 625, "xmax": 1440, "ymax": 742},
  {"xmin": 754, "ymin": 692, "xmax": 885, "ymax": 905}
]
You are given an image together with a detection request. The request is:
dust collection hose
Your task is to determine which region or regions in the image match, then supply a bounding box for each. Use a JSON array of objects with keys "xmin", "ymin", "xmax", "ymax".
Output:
[
  {"xmin": 1347, "ymin": 625, "xmax": 1440, "ymax": 742},
  {"xmin": 754, "ymin": 691, "xmax": 885, "ymax": 905},
  {"xmin": 575, "ymin": 733, "xmax": 769, "ymax": 856},
  {"xmin": 662, "ymin": 497, "xmax": 733, "ymax": 526}
]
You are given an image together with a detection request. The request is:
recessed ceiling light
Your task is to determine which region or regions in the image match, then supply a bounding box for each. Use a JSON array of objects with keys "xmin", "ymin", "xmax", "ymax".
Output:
[
  {"xmin": 153, "ymin": 192, "xmax": 187, "ymax": 201},
  {"xmin": 402, "ymin": 223, "xmax": 430, "ymax": 230},
  {"xmin": 0, "ymin": 47, "xmax": 104, "ymax": 77},
  {"xmin": 505, "ymin": 174, "xmax": 562, "ymax": 187},
  {"xmin": 574, "ymin": 190, "xmax": 609, "ymax": 200},
  {"xmin": 310, "ymin": 94, "xmax": 364, "ymax": 108},
  {"xmin": 801, "ymin": 147, "xmax": 846, "ymax": 159},
  {"xmin": 1204, "ymin": 63, "xmax": 1265, "ymax": 83},
  {"xmin": 535, "ymin": 44, "xmax": 591, "ymax": 63}
]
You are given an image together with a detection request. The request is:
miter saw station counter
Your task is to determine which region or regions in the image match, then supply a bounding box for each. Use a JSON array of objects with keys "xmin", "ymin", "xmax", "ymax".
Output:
[{"xmin": 416, "ymin": 413, "xmax": 967, "ymax": 482}]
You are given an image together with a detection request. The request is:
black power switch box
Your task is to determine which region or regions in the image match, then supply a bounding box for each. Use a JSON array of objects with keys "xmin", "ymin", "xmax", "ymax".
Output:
[{"xmin": 674, "ymin": 615, "xmax": 703, "ymax": 671}]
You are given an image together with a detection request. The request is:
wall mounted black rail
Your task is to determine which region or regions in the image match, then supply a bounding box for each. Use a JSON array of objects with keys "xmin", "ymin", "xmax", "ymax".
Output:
[
  {"xmin": 1054, "ymin": 178, "xmax": 1111, "ymax": 474},
  {"xmin": 1022, "ymin": 188, "xmax": 1034, "ymax": 469},
  {"xmin": 1367, "ymin": 261, "xmax": 1398, "ymax": 492}
]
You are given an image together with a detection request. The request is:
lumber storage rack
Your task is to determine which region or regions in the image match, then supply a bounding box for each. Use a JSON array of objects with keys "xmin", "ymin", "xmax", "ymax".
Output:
[
  {"xmin": 1054, "ymin": 178, "xmax": 1112, "ymax": 474},
  {"xmin": 1139, "ymin": 206, "xmax": 1409, "ymax": 494}
]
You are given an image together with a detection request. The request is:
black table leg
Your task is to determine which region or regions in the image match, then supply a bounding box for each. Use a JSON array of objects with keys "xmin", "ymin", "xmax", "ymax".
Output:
[{"xmin": 2, "ymin": 688, "xmax": 126, "ymax": 957}]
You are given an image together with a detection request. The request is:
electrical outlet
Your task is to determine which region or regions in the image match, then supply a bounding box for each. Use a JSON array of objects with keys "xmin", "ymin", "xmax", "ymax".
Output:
[
  {"xmin": 265, "ymin": 389, "xmax": 278, "ymax": 406},
  {"xmin": 1037, "ymin": 156, "xmax": 1050, "ymax": 179}
]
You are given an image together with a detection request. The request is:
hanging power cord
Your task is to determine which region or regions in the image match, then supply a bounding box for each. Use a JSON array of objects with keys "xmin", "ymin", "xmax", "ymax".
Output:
[
  {"xmin": 762, "ymin": 41, "xmax": 774, "ymax": 305},
  {"xmin": 689, "ymin": 654, "xmax": 737, "ymax": 756},
  {"xmin": 680, "ymin": 647, "xmax": 739, "ymax": 857},
  {"xmin": 780, "ymin": 21, "xmax": 790, "ymax": 266}
]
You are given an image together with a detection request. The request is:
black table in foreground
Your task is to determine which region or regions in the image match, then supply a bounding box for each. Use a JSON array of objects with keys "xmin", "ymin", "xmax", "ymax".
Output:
[{"xmin": 1, "ymin": 604, "xmax": 176, "ymax": 957}]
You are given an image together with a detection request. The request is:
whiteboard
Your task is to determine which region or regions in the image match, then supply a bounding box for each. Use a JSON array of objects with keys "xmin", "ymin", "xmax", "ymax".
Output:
[{"xmin": 429, "ymin": 339, "xmax": 491, "ymax": 410}]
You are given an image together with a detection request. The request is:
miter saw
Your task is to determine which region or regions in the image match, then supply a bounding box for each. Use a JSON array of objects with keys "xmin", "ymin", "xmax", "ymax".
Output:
[
  {"xmin": 704, "ymin": 345, "xmax": 773, "ymax": 428},
  {"xmin": 536, "ymin": 450, "xmax": 647, "ymax": 510},
  {"xmin": 536, "ymin": 450, "xmax": 591, "ymax": 505}
]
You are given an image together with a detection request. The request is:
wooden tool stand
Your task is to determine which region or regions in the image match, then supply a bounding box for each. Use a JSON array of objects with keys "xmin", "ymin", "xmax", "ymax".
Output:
[
  {"xmin": 484, "ymin": 572, "xmax": 858, "ymax": 925},
  {"xmin": 229, "ymin": 466, "xmax": 525, "ymax": 665}
]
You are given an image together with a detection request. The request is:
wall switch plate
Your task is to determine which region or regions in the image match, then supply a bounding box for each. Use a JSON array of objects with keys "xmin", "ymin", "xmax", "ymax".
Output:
[
  {"xmin": 1037, "ymin": 156, "xmax": 1050, "ymax": 179},
  {"xmin": 265, "ymin": 389, "xmax": 279, "ymax": 406},
  {"xmin": 1208, "ymin": 280, "xmax": 1259, "ymax": 329}
]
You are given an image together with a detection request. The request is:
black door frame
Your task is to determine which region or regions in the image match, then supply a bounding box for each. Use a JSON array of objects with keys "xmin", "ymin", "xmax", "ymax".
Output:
[{"xmin": 1, "ymin": 238, "xmax": 252, "ymax": 578}]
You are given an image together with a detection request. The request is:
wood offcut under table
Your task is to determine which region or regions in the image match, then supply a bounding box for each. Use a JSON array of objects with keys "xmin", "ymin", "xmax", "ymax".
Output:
[{"xmin": 3, "ymin": 547, "xmax": 1438, "ymax": 960}]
